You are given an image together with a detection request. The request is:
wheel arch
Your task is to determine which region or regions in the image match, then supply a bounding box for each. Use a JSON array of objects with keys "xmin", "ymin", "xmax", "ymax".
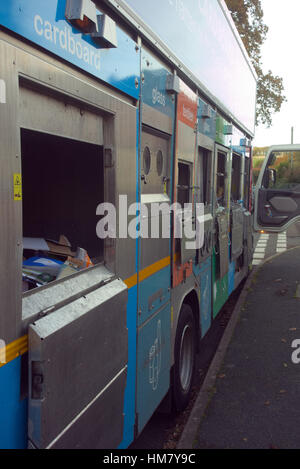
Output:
[
  {"xmin": 181, "ymin": 288, "xmax": 201, "ymax": 352},
  {"xmin": 171, "ymin": 289, "xmax": 200, "ymax": 412}
]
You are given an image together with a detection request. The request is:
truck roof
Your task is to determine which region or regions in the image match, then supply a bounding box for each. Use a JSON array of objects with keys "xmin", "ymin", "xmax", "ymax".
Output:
[{"xmin": 102, "ymin": 0, "xmax": 257, "ymax": 138}]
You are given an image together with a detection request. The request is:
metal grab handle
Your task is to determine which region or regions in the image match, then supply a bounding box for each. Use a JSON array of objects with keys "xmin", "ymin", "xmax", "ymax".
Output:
[{"xmin": 264, "ymin": 204, "xmax": 272, "ymax": 216}]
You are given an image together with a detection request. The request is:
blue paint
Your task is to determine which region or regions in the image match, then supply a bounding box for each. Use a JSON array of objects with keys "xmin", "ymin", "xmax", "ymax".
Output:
[
  {"xmin": 0, "ymin": 0, "xmax": 140, "ymax": 99},
  {"xmin": 197, "ymin": 98, "xmax": 216, "ymax": 140},
  {"xmin": 138, "ymin": 266, "xmax": 171, "ymax": 326},
  {"xmin": 231, "ymin": 145, "xmax": 246, "ymax": 156},
  {"xmin": 228, "ymin": 261, "xmax": 235, "ymax": 295},
  {"xmin": 118, "ymin": 284, "xmax": 137, "ymax": 449},
  {"xmin": 141, "ymin": 50, "xmax": 174, "ymax": 118},
  {"xmin": 199, "ymin": 257, "xmax": 212, "ymax": 337},
  {"xmin": 193, "ymin": 260, "xmax": 201, "ymax": 278},
  {"xmin": 0, "ymin": 357, "xmax": 27, "ymax": 449},
  {"xmin": 136, "ymin": 302, "xmax": 170, "ymax": 433},
  {"xmin": 135, "ymin": 107, "xmax": 140, "ymax": 273},
  {"xmin": 192, "ymin": 257, "xmax": 212, "ymax": 337}
]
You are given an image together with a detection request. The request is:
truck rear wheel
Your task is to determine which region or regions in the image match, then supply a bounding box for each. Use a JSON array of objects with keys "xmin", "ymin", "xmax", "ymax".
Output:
[{"xmin": 173, "ymin": 303, "xmax": 196, "ymax": 412}]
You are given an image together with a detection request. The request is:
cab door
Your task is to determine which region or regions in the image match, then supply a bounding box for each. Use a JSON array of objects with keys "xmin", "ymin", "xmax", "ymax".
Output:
[{"xmin": 254, "ymin": 145, "xmax": 300, "ymax": 232}]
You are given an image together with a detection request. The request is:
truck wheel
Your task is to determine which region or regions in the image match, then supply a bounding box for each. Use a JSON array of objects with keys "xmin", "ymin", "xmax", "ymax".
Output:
[{"xmin": 173, "ymin": 303, "xmax": 196, "ymax": 412}]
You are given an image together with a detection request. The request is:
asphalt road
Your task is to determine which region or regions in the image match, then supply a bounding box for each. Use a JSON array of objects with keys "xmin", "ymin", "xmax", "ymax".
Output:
[
  {"xmin": 253, "ymin": 220, "xmax": 300, "ymax": 265},
  {"xmin": 194, "ymin": 246, "xmax": 300, "ymax": 449},
  {"xmin": 130, "ymin": 221, "xmax": 300, "ymax": 449}
]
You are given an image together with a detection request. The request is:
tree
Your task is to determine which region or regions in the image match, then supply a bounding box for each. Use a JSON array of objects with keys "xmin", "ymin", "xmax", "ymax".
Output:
[{"xmin": 225, "ymin": 0, "xmax": 286, "ymax": 127}]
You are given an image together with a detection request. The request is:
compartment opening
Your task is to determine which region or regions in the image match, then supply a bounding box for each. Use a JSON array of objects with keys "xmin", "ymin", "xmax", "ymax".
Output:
[
  {"xmin": 177, "ymin": 161, "xmax": 191, "ymax": 206},
  {"xmin": 21, "ymin": 129, "xmax": 104, "ymax": 291},
  {"xmin": 198, "ymin": 147, "xmax": 212, "ymax": 205},
  {"xmin": 231, "ymin": 153, "xmax": 241, "ymax": 202},
  {"xmin": 216, "ymin": 151, "xmax": 226, "ymax": 207}
]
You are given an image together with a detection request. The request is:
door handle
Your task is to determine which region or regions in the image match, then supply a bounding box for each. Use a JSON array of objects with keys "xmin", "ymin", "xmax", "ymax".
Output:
[{"xmin": 264, "ymin": 204, "xmax": 272, "ymax": 216}]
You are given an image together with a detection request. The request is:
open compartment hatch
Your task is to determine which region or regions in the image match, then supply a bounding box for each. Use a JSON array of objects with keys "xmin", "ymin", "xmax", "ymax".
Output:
[
  {"xmin": 21, "ymin": 129, "xmax": 104, "ymax": 291},
  {"xmin": 28, "ymin": 276, "xmax": 128, "ymax": 449}
]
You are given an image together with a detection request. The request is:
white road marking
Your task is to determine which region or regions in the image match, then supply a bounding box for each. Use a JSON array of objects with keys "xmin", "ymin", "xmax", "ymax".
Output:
[
  {"xmin": 253, "ymin": 252, "xmax": 265, "ymax": 259},
  {"xmin": 253, "ymin": 234, "xmax": 267, "ymax": 264},
  {"xmin": 252, "ymin": 259, "xmax": 262, "ymax": 265},
  {"xmin": 276, "ymin": 231, "xmax": 287, "ymax": 253},
  {"xmin": 252, "ymin": 231, "xmax": 290, "ymax": 266}
]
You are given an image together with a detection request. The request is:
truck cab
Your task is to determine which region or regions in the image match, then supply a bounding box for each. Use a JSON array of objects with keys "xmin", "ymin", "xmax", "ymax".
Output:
[{"xmin": 254, "ymin": 145, "xmax": 300, "ymax": 232}]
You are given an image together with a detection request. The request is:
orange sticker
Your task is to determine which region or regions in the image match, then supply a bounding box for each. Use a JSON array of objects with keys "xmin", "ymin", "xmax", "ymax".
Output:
[{"xmin": 177, "ymin": 90, "xmax": 197, "ymax": 128}]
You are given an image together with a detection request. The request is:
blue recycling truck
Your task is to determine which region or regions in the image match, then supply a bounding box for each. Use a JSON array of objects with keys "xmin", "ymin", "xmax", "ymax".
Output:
[{"xmin": 0, "ymin": 0, "xmax": 258, "ymax": 448}]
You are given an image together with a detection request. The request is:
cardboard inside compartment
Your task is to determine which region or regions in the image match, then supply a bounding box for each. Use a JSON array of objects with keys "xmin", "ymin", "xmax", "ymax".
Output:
[{"xmin": 23, "ymin": 235, "xmax": 75, "ymax": 258}]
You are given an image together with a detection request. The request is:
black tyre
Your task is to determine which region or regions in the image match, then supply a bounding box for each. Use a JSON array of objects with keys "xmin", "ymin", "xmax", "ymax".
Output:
[{"xmin": 173, "ymin": 303, "xmax": 196, "ymax": 412}]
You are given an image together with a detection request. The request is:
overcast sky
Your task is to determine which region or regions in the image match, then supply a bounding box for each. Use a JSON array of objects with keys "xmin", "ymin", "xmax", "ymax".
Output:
[{"xmin": 253, "ymin": 0, "xmax": 300, "ymax": 147}]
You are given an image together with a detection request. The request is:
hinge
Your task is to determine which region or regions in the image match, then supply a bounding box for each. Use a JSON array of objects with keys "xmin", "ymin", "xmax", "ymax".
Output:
[
  {"xmin": 31, "ymin": 361, "xmax": 44, "ymax": 400},
  {"xmin": 38, "ymin": 305, "xmax": 55, "ymax": 318},
  {"xmin": 104, "ymin": 147, "xmax": 114, "ymax": 168}
]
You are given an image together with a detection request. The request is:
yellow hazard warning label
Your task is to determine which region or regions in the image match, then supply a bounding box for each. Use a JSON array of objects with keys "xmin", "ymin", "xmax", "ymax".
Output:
[{"xmin": 14, "ymin": 173, "xmax": 22, "ymax": 201}]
